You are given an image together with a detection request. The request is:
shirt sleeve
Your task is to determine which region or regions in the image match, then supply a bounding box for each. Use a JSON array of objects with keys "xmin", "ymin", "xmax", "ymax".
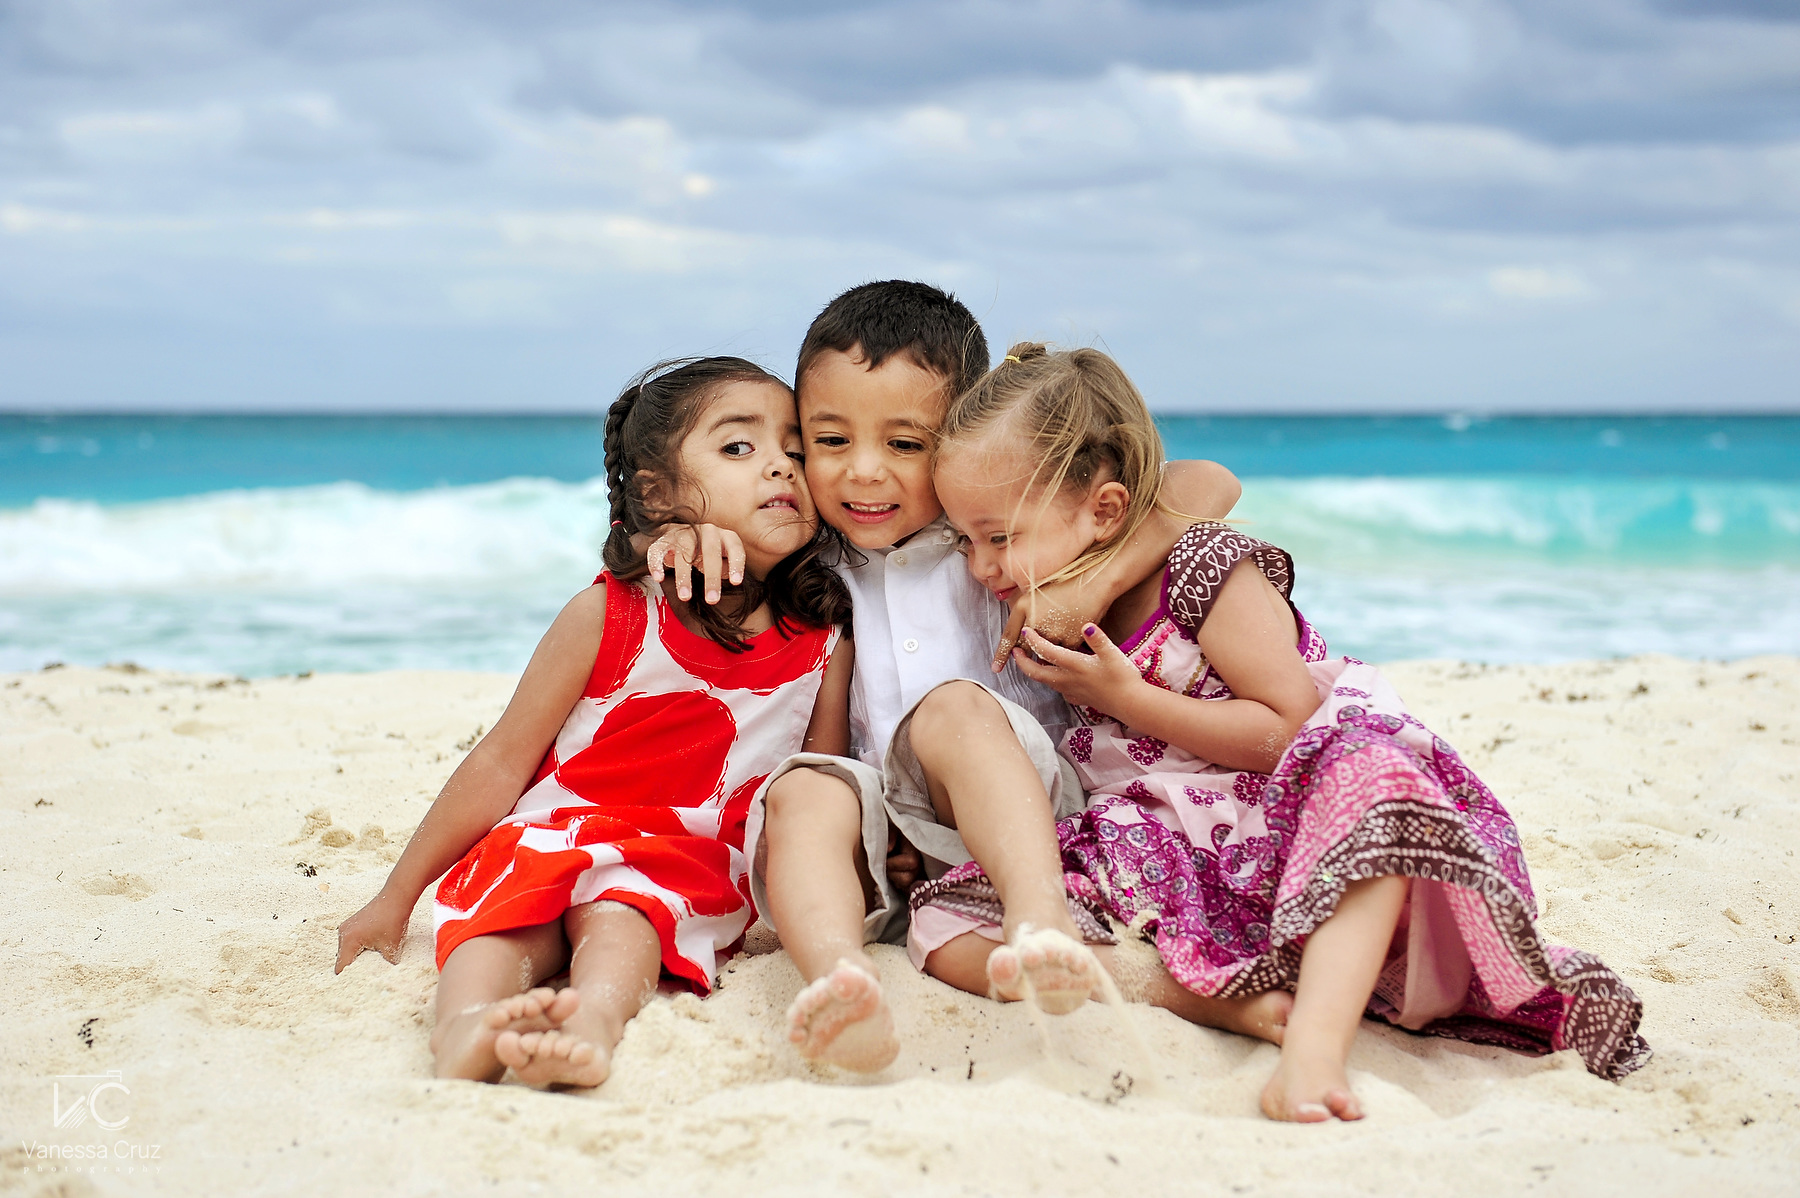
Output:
[{"xmin": 1163, "ymin": 521, "xmax": 1296, "ymax": 635}]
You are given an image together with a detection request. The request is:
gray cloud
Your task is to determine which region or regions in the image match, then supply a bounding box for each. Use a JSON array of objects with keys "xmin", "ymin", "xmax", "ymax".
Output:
[{"xmin": 0, "ymin": 0, "xmax": 1797, "ymax": 412}]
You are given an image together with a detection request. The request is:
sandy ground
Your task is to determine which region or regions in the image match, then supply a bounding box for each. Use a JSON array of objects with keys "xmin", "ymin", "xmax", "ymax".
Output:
[{"xmin": 2, "ymin": 656, "xmax": 1798, "ymax": 1197}]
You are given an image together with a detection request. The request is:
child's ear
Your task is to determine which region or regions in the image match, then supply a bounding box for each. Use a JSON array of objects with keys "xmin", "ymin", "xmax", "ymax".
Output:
[
  {"xmin": 1089, "ymin": 479, "xmax": 1131, "ymax": 538},
  {"xmin": 635, "ymin": 468, "xmax": 675, "ymax": 518}
]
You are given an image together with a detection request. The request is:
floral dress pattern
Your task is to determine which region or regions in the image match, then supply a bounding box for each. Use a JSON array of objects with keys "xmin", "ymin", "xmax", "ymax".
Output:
[{"xmin": 912, "ymin": 523, "xmax": 1649, "ymax": 1080}]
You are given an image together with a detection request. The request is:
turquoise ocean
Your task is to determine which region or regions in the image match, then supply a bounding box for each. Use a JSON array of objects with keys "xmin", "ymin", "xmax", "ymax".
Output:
[{"xmin": 2, "ymin": 413, "xmax": 1796, "ymax": 676}]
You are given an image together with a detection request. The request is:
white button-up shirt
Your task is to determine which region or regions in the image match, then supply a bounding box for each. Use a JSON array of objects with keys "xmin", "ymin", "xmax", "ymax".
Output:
[{"xmin": 836, "ymin": 516, "xmax": 1072, "ymax": 769}]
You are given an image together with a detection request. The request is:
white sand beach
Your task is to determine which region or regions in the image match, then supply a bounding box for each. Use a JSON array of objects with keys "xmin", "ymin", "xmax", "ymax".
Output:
[{"xmin": 3, "ymin": 657, "xmax": 1797, "ymax": 1196}]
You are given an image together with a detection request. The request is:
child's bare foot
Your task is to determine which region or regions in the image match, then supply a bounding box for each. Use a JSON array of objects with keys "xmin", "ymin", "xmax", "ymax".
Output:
[
  {"xmin": 987, "ymin": 926, "xmax": 1100, "ymax": 1015},
  {"xmin": 495, "ymin": 1024, "xmax": 612, "ymax": 1089},
  {"xmin": 787, "ymin": 959, "xmax": 900, "ymax": 1072},
  {"xmin": 431, "ymin": 986, "xmax": 580, "ymax": 1082},
  {"xmin": 1259, "ymin": 1043, "xmax": 1362, "ymax": 1123}
]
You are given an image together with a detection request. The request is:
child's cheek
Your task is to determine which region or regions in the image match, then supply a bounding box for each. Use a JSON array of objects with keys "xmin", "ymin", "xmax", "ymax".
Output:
[{"xmin": 806, "ymin": 458, "xmax": 853, "ymax": 528}]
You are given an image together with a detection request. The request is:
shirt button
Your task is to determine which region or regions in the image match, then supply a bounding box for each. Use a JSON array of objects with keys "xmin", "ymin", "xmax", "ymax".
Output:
[
  {"xmin": 893, "ymin": 553, "xmax": 908, "ymax": 567},
  {"xmin": 903, "ymin": 638, "xmax": 920, "ymax": 652}
]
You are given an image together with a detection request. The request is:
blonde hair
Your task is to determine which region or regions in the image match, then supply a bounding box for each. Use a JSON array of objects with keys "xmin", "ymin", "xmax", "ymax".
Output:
[{"xmin": 937, "ymin": 341, "xmax": 1180, "ymax": 590}]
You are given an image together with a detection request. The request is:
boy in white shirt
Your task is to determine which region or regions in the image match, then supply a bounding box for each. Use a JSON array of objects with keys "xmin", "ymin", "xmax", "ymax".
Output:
[{"xmin": 651, "ymin": 281, "xmax": 1240, "ymax": 1070}]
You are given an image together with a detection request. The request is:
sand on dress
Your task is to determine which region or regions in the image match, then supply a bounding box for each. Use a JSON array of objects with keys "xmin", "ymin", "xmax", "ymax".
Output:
[{"xmin": 2, "ymin": 658, "xmax": 1797, "ymax": 1196}]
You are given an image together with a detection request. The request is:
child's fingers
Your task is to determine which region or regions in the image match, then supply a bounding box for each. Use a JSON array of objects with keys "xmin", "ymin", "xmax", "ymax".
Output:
[
  {"xmin": 724, "ymin": 530, "xmax": 746, "ymax": 587},
  {"xmin": 992, "ymin": 603, "xmax": 1029, "ymax": 673},
  {"xmin": 334, "ymin": 930, "xmax": 367, "ymax": 975},
  {"xmin": 671, "ymin": 540, "xmax": 695, "ymax": 601},
  {"xmin": 1010, "ymin": 646, "xmax": 1055, "ymax": 685},
  {"xmin": 1080, "ymin": 622, "xmax": 1125, "ymax": 658},
  {"xmin": 699, "ymin": 525, "xmax": 724, "ymax": 604},
  {"xmin": 1012, "ymin": 643, "xmax": 1078, "ymax": 690},
  {"xmin": 1020, "ymin": 626, "xmax": 1087, "ymax": 668}
]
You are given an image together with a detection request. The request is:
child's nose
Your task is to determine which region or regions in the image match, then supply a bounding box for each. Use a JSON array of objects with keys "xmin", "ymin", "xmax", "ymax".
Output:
[{"xmin": 846, "ymin": 448, "xmax": 884, "ymax": 482}]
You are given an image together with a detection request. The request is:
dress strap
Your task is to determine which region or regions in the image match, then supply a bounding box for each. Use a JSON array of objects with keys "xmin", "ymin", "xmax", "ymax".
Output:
[
  {"xmin": 1164, "ymin": 522, "xmax": 1295, "ymax": 634},
  {"xmin": 583, "ymin": 571, "xmax": 651, "ymax": 700}
]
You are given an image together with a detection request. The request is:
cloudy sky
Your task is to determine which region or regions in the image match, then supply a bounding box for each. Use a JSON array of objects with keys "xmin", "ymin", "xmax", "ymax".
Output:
[{"xmin": 2, "ymin": 0, "xmax": 1797, "ymax": 412}]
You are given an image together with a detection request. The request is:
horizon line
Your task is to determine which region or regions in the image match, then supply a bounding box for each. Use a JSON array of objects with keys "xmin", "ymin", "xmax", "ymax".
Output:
[{"xmin": 4, "ymin": 408, "xmax": 1800, "ymax": 420}]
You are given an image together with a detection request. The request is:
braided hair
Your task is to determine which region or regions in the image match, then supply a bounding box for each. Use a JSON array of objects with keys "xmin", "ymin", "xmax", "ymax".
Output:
[{"xmin": 600, "ymin": 357, "xmax": 850, "ymax": 651}]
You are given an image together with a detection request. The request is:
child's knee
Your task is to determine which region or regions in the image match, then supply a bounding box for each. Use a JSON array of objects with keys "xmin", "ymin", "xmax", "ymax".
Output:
[
  {"xmin": 764, "ymin": 767, "xmax": 859, "ymax": 827},
  {"xmin": 565, "ymin": 898, "xmax": 656, "ymax": 945},
  {"xmin": 911, "ymin": 680, "xmax": 1003, "ymax": 741}
]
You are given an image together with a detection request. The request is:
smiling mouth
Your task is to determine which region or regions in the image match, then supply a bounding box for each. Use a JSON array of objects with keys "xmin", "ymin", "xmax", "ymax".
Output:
[
  {"xmin": 842, "ymin": 502, "xmax": 899, "ymax": 524},
  {"xmin": 760, "ymin": 495, "xmax": 798, "ymax": 510}
]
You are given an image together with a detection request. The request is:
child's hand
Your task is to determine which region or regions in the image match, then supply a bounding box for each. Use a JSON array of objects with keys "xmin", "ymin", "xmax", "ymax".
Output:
[
  {"xmin": 885, "ymin": 828, "xmax": 922, "ymax": 898},
  {"xmin": 991, "ymin": 579, "xmax": 1102, "ymax": 672},
  {"xmin": 334, "ymin": 891, "xmax": 411, "ymax": 974},
  {"xmin": 645, "ymin": 523, "xmax": 744, "ymax": 604},
  {"xmin": 1010, "ymin": 624, "xmax": 1142, "ymax": 714}
]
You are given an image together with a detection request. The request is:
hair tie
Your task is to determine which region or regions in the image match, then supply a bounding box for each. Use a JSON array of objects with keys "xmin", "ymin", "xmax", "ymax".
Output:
[
  {"xmin": 1003, "ymin": 354, "xmax": 1022, "ymax": 364},
  {"xmin": 609, "ymin": 519, "xmax": 625, "ymax": 529}
]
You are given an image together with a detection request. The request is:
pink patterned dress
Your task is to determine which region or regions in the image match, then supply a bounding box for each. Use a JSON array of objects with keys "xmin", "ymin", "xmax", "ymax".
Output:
[{"xmin": 913, "ymin": 523, "xmax": 1649, "ymax": 1080}]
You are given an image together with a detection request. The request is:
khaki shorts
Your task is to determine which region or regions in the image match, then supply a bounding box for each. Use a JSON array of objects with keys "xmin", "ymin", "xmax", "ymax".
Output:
[{"xmin": 744, "ymin": 678, "xmax": 1083, "ymax": 946}]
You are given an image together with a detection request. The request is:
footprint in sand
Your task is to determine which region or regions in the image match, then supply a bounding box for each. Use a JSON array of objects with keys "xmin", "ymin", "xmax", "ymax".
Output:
[
  {"xmin": 300, "ymin": 807, "xmax": 388, "ymax": 852},
  {"xmin": 79, "ymin": 872, "xmax": 154, "ymax": 901}
]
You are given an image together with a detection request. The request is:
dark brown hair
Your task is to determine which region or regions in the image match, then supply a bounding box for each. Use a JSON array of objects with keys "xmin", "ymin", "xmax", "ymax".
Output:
[
  {"xmin": 794, "ymin": 280, "xmax": 990, "ymax": 398},
  {"xmin": 600, "ymin": 357, "xmax": 851, "ymax": 650}
]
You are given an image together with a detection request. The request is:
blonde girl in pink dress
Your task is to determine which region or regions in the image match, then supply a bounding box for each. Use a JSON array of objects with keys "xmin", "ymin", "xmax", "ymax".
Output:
[{"xmin": 920, "ymin": 343, "xmax": 1648, "ymax": 1122}]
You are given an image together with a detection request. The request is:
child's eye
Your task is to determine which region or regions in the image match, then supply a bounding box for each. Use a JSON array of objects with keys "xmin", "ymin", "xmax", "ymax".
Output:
[
  {"xmin": 812, "ymin": 434, "xmax": 848, "ymax": 448},
  {"xmin": 786, "ymin": 450, "xmax": 806, "ymax": 463},
  {"xmin": 988, "ymin": 533, "xmax": 1009, "ymax": 547},
  {"xmin": 889, "ymin": 439, "xmax": 925, "ymax": 454},
  {"xmin": 722, "ymin": 441, "xmax": 754, "ymax": 458}
]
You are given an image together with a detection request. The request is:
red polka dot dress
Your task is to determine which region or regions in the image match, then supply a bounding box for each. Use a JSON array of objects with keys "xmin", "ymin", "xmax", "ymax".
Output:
[{"xmin": 433, "ymin": 572, "xmax": 839, "ymax": 992}]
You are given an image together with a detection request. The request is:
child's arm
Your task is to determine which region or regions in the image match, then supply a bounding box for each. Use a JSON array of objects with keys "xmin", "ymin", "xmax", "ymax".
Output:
[
  {"xmin": 801, "ymin": 637, "xmax": 854, "ymax": 758},
  {"xmin": 1012, "ymin": 562, "xmax": 1319, "ymax": 774},
  {"xmin": 990, "ymin": 459, "xmax": 1241, "ymax": 670},
  {"xmin": 333, "ymin": 584, "xmax": 608, "ymax": 973}
]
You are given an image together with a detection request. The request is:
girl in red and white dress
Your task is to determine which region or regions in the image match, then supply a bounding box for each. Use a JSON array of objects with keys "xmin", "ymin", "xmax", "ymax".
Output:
[{"xmin": 334, "ymin": 358, "xmax": 854, "ymax": 1089}]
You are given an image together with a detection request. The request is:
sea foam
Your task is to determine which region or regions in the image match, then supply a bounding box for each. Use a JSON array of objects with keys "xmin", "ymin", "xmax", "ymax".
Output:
[
  {"xmin": 0, "ymin": 478, "xmax": 612, "ymax": 591},
  {"xmin": 1, "ymin": 475, "xmax": 1795, "ymax": 674}
]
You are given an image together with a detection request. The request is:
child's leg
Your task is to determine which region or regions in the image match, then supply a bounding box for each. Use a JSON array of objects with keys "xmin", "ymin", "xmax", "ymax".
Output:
[
  {"xmin": 925, "ymin": 933, "xmax": 1293, "ymax": 1044},
  {"xmin": 1262, "ymin": 875, "xmax": 1409, "ymax": 1123},
  {"xmin": 432, "ymin": 921, "xmax": 577, "ymax": 1082},
  {"xmin": 907, "ymin": 682, "xmax": 1097, "ymax": 1011},
  {"xmin": 763, "ymin": 768, "xmax": 899, "ymax": 1072},
  {"xmin": 495, "ymin": 899, "xmax": 662, "ymax": 1088}
]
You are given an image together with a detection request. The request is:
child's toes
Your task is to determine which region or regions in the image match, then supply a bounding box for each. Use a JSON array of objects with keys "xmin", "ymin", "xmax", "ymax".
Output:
[
  {"xmin": 543, "ymin": 987, "xmax": 581, "ymax": 1025},
  {"xmin": 493, "ymin": 1029, "xmax": 528, "ymax": 1070},
  {"xmin": 986, "ymin": 946, "xmax": 1024, "ymax": 994}
]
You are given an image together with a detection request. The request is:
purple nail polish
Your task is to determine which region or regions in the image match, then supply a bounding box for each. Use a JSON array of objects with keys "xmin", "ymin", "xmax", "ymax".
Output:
[{"xmin": 1084, "ymin": 624, "xmax": 1098, "ymax": 636}]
